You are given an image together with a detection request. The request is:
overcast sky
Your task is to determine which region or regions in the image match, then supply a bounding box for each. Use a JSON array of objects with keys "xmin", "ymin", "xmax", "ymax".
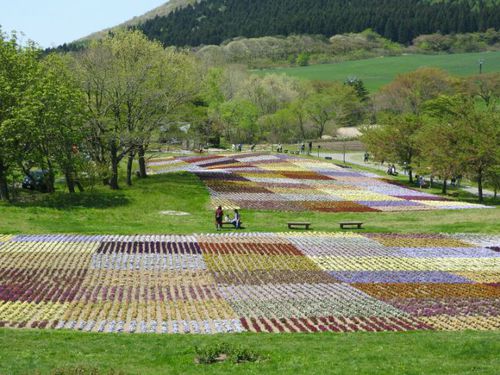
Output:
[{"xmin": 0, "ymin": 1, "xmax": 167, "ymax": 47}]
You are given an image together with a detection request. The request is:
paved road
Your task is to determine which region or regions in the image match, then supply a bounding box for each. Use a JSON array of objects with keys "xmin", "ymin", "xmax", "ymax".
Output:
[{"xmin": 318, "ymin": 152, "xmax": 494, "ymax": 198}]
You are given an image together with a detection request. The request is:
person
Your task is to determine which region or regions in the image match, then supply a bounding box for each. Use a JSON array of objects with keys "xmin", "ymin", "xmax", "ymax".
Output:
[
  {"xmin": 215, "ymin": 206, "xmax": 223, "ymax": 231},
  {"xmin": 301, "ymin": 143, "xmax": 305, "ymax": 154},
  {"xmin": 364, "ymin": 152, "xmax": 369, "ymax": 163},
  {"xmin": 238, "ymin": 144, "xmax": 242, "ymax": 152},
  {"xmin": 308, "ymin": 141, "xmax": 313, "ymax": 155},
  {"xmin": 418, "ymin": 175, "xmax": 425, "ymax": 189},
  {"xmin": 251, "ymin": 144, "xmax": 256, "ymax": 152},
  {"xmin": 277, "ymin": 143, "xmax": 282, "ymax": 153},
  {"xmin": 231, "ymin": 209, "xmax": 241, "ymax": 229},
  {"xmin": 391, "ymin": 164, "xmax": 398, "ymax": 176}
]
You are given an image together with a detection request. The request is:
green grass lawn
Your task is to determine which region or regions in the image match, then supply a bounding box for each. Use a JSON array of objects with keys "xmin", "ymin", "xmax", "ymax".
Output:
[
  {"xmin": 0, "ymin": 171, "xmax": 499, "ymax": 235},
  {"xmin": 258, "ymin": 51, "xmax": 500, "ymax": 91},
  {"xmin": 1, "ymin": 329, "xmax": 498, "ymax": 375}
]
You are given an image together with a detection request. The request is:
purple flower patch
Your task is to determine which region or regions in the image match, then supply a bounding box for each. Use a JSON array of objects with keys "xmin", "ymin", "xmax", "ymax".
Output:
[
  {"xmin": 328, "ymin": 271, "xmax": 473, "ymax": 284},
  {"xmin": 396, "ymin": 247, "xmax": 500, "ymax": 258},
  {"xmin": 387, "ymin": 298, "xmax": 500, "ymax": 317},
  {"xmin": 356, "ymin": 200, "xmax": 422, "ymax": 207}
]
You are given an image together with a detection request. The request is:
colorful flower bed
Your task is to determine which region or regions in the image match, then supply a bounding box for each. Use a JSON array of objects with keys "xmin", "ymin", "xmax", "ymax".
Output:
[
  {"xmin": 0, "ymin": 232, "xmax": 498, "ymax": 334},
  {"xmin": 148, "ymin": 153, "xmax": 490, "ymax": 212}
]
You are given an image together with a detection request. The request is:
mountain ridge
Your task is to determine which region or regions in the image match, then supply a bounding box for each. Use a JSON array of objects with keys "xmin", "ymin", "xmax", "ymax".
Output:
[{"xmin": 79, "ymin": 0, "xmax": 203, "ymax": 41}]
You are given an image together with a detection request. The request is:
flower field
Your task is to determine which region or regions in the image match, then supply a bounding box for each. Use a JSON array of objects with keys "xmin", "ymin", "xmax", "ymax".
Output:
[
  {"xmin": 1, "ymin": 232, "xmax": 499, "ymax": 334},
  {"xmin": 148, "ymin": 153, "xmax": 489, "ymax": 212}
]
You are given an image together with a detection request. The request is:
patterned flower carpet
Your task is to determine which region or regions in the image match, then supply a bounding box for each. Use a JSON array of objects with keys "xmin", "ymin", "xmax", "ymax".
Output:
[
  {"xmin": 1, "ymin": 232, "xmax": 499, "ymax": 334},
  {"xmin": 147, "ymin": 153, "xmax": 488, "ymax": 212}
]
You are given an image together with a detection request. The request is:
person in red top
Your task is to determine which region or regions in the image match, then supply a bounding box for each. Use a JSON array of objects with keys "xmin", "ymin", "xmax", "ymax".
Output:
[{"xmin": 215, "ymin": 206, "xmax": 223, "ymax": 231}]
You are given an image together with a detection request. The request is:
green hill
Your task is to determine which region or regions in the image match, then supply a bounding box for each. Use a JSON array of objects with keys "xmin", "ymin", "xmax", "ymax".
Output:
[
  {"xmin": 258, "ymin": 51, "xmax": 500, "ymax": 91},
  {"xmin": 138, "ymin": 0, "xmax": 500, "ymax": 46}
]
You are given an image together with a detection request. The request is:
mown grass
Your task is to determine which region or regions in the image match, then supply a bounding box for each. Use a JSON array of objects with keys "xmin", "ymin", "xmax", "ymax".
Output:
[
  {"xmin": 258, "ymin": 51, "xmax": 500, "ymax": 91},
  {"xmin": 0, "ymin": 168, "xmax": 499, "ymax": 235},
  {"xmin": 0, "ymin": 329, "xmax": 499, "ymax": 375}
]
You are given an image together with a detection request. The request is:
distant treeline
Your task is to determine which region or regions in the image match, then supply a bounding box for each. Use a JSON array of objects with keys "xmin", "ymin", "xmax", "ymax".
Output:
[{"xmin": 138, "ymin": 0, "xmax": 500, "ymax": 46}]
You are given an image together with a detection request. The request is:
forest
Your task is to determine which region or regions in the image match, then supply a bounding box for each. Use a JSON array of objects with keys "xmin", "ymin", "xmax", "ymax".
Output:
[{"xmin": 138, "ymin": 0, "xmax": 500, "ymax": 46}]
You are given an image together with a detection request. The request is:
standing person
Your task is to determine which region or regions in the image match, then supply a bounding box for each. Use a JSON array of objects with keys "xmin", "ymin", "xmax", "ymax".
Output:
[
  {"xmin": 364, "ymin": 152, "xmax": 369, "ymax": 163},
  {"xmin": 301, "ymin": 143, "xmax": 305, "ymax": 154},
  {"xmin": 308, "ymin": 141, "xmax": 313, "ymax": 155},
  {"xmin": 215, "ymin": 206, "xmax": 223, "ymax": 231}
]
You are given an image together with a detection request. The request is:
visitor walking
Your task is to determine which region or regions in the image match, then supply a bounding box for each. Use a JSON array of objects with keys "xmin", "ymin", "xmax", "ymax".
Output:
[{"xmin": 364, "ymin": 152, "xmax": 369, "ymax": 163}]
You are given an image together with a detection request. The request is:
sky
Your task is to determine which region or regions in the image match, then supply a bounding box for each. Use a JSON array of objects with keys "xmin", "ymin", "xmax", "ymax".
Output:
[{"xmin": 0, "ymin": 0, "xmax": 167, "ymax": 48}]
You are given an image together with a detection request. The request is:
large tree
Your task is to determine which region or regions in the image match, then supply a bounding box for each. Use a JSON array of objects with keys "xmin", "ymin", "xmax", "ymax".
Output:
[
  {"xmin": 375, "ymin": 68, "xmax": 456, "ymax": 115},
  {"xmin": 305, "ymin": 84, "xmax": 362, "ymax": 138},
  {"xmin": 361, "ymin": 114, "xmax": 425, "ymax": 182},
  {"xmin": 76, "ymin": 30, "xmax": 197, "ymax": 189},
  {"xmin": 0, "ymin": 31, "xmax": 40, "ymax": 201}
]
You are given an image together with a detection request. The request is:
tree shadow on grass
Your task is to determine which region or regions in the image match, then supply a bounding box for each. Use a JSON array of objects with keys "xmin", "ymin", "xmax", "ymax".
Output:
[{"xmin": 10, "ymin": 190, "xmax": 130, "ymax": 210}]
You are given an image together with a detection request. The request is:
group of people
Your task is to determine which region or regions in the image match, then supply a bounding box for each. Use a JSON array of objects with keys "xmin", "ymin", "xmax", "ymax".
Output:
[
  {"xmin": 232, "ymin": 144, "xmax": 243, "ymax": 152},
  {"xmin": 215, "ymin": 206, "xmax": 241, "ymax": 230},
  {"xmin": 387, "ymin": 164, "xmax": 398, "ymax": 176},
  {"xmin": 300, "ymin": 142, "xmax": 313, "ymax": 154}
]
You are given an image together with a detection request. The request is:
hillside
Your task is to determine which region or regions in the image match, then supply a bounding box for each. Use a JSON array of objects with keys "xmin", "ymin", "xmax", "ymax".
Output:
[
  {"xmin": 138, "ymin": 0, "xmax": 500, "ymax": 46},
  {"xmin": 258, "ymin": 51, "xmax": 500, "ymax": 91},
  {"xmin": 81, "ymin": 0, "xmax": 202, "ymax": 41}
]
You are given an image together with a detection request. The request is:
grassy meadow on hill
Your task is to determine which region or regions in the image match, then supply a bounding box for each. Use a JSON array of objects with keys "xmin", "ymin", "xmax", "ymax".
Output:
[{"xmin": 258, "ymin": 51, "xmax": 500, "ymax": 91}]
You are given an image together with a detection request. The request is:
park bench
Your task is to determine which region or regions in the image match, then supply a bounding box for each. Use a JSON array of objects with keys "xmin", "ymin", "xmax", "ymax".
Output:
[
  {"xmin": 339, "ymin": 221, "xmax": 364, "ymax": 229},
  {"xmin": 221, "ymin": 221, "xmax": 243, "ymax": 229},
  {"xmin": 288, "ymin": 222, "xmax": 312, "ymax": 230}
]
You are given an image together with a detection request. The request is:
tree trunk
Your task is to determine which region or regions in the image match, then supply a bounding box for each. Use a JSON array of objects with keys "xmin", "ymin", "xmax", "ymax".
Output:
[
  {"xmin": 477, "ymin": 171, "xmax": 484, "ymax": 203},
  {"xmin": 0, "ymin": 161, "xmax": 9, "ymax": 202},
  {"xmin": 46, "ymin": 164, "xmax": 56, "ymax": 193},
  {"xmin": 442, "ymin": 179, "xmax": 447, "ymax": 194},
  {"xmin": 110, "ymin": 143, "xmax": 120, "ymax": 190},
  {"xmin": 126, "ymin": 151, "xmax": 135, "ymax": 186},
  {"xmin": 138, "ymin": 145, "xmax": 147, "ymax": 178},
  {"xmin": 65, "ymin": 170, "xmax": 76, "ymax": 193},
  {"xmin": 408, "ymin": 169, "xmax": 413, "ymax": 183}
]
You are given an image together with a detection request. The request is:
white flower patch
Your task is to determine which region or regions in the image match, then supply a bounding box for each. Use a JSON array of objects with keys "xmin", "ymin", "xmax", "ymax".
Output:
[{"xmin": 90, "ymin": 253, "xmax": 206, "ymax": 271}]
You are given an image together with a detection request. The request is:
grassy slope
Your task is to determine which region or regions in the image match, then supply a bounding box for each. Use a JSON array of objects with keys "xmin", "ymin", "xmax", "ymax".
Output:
[
  {"xmin": 258, "ymin": 51, "xmax": 500, "ymax": 91},
  {"xmin": 1, "ymin": 329, "xmax": 499, "ymax": 375},
  {"xmin": 0, "ymin": 170, "xmax": 499, "ymax": 235}
]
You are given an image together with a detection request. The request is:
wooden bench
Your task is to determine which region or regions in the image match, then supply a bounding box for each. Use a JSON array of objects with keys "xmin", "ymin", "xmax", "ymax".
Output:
[
  {"xmin": 221, "ymin": 221, "xmax": 243, "ymax": 229},
  {"xmin": 288, "ymin": 222, "xmax": 312, "ymax": 230},
  {"xmin": 340, "ymin": 221, "xmax": 364, "ymax": 229}
]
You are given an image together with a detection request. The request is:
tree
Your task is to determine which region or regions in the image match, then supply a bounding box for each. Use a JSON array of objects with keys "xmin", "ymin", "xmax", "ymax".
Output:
[
  {"xmin": 305, "ymin": 84, "xmax": 362, "ymax": 138},
  {"xmin": 419, "ymin": 95, "xmax": 499, "ymax": 201},
  {"xmin": 345, "ymin": 77, "xmax": 369, "ymax": 102},
  {"xmin": 0, "ymin": 31, "xmax": 40, "ymax": 201},
  {"xmin": 415, "ymin": 119, "xmax": 462, "ymax": 194},
  {"xmin": 75, "ymin": 30, "xmax": 197, "ymax": 189},
  {"xmin": 463, "ymin": 73, "xmax": 500, "ymax": 108},
  {"xmin": 238, "ymin": 74, "xmax": 301, "ymax": 115},
  {"xmin": 455, "ymin": 107, "xmax": 499, "ymax": 202},
  {"xmin": 219, "ymin": 99, "xmax": 259, "ymax": 144},
  {"xmin": 375, "ymin": 68, "xmax": 456, "ymax": 114},
  {"xmin": 362, "ymin": 114, "xmax": 425, "ymax": 182},
  {"xmin": 259, "ymin": 108, "xmax": 297, "ymax": 144},
  {"xmin": 24, "ymin": 54, "xmax": 87, "ymax": 193},
  {"xmin": 296, "ymin": 52, "xmax": 310, "ymax": 66}
]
